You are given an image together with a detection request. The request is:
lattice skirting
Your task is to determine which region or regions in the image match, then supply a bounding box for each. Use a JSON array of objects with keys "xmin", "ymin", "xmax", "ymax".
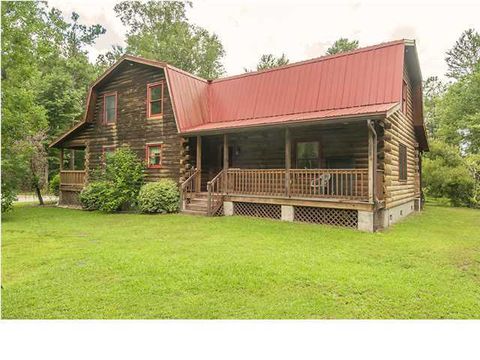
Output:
[
  {"xmin": 233, "ymin": 202, "xmax": 281, "ymax": 220},
  {"xmin": 214, "ymin": 204, "xmax": 224, "ymax": 216},
  {"xmin": 59, "ymin": 190, "xmax": 82, "ymax": 207},
  {"xmin": 294, "ymin": 206, "xmax": 358, "ymax": 228}
]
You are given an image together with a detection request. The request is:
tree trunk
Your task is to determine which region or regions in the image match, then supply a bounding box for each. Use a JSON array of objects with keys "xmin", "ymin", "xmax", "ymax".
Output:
[{"xmin": 33, "ymin": 179, "xmax": 44, "ymax": 205}]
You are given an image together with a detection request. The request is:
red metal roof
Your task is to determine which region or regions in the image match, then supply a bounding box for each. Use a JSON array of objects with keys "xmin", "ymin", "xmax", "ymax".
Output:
[
  {"xmin": 183, "ymin": 103, "xmax": 398, "ymax": 133},
  {"xmin": 167, "ymin": 40, "xmax": 406, "ymax": 133}
]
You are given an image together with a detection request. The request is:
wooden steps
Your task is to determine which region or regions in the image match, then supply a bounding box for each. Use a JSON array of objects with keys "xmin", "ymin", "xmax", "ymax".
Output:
[{"xmin": 182, "ymin": 192, "xmax": 209, "ymax": 216}]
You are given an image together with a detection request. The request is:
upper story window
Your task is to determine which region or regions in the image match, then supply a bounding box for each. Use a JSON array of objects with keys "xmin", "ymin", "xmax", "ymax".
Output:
[
  {"xmin": 402, "ymin": 80, "xmax": 408, "ymax": 114},
  {"xmin": 296, "ymin": 141, "xmax": 320, "ymax": 169},
  {"xmin": 399, "ymin": 143, "xmax": 407, "ymax": 181},
  {"xmin": 147, "ymin": 81, "xmax": 164, "ymax": 119},
  {"xmin": 146, "ymin": 143, "xmax": 162, "ymax": 168},
  {"xmin": 103, "ymin": 92, "xmax": 117, "ymax": 125}
]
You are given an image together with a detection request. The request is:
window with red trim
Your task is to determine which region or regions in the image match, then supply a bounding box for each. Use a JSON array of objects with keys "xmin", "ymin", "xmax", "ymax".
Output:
[
  {"xmin": 146, "ymin": 144, "xmax": 162, "ymax": 168},
  {"xmin": 103, "ymin": 92, "xmax": 117, "ymax": 124},
  {"xmin": 402, "ymin": 80, "xmax": 408, "ymax": 114},
  {"xmin": 147, "ymin": 82, "xmax": 164, "ymax": 119}
]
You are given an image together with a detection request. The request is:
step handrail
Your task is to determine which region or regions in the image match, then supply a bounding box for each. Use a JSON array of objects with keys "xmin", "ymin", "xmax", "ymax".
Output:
[
  {"xmin": 206, "ymin": 169, "xmax": 224, "ymax": 216},
  {"xmin": 180, "ymin": 168, "xmax": 200, "ymax": 210}
]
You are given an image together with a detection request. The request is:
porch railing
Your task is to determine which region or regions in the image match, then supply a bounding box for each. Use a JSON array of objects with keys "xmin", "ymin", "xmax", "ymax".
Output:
[
  {"xmin": 225, "ymin": 168, "xmax": 369, "ymax": 201},
  {"xmin": 59, "ymin": 170, "xmax": 85, "ymax": 189},
  {"xmin": 226, "ymin": 169, "xmax": 286, "ymax": 197}
]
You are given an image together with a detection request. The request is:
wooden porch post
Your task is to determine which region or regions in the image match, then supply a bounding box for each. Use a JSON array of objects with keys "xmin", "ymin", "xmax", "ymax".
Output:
[
  {"xmin": 223, "ymin": 134, "xmax": 229, "ymax": 193},
  {"xmin": 367, "ymin": 120, "xmax": 377, "ymax": 203},
  {"xmin": 196, "ymin": 135, "xmax": 202, "ymax": 192},
  {"xmin": 60, "ymin": 148, "xmax": 64, "ymax": 171},
  {"xmin": 285, "ymin": 128, "xmax": 291, "ymax": 197}
]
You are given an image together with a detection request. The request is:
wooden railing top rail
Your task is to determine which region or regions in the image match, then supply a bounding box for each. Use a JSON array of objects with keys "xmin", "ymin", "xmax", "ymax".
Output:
[
  {"xmin": 181, "ymin": 168, "xmax": 199, "ymax": 189},
  {"xmin": 207, "ymin": 169, "xmax": 224, "ymax": 185}
]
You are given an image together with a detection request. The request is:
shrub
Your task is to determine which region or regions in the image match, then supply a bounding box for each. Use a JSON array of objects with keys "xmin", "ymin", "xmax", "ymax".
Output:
[
  {"xmin": 138, "ymin": 180, "xmax": 180, "ymax": 214},
  {"xmin": 104, "ymin": 147, "xmax": 144, "ymax": 207},
  {"xmin": 80, "ymin": 147, "xmax": 145, "ymax": 212},
  {"xmin": 1, "ymin": 183, "xmax": 16, "ymax": 213},
  {"xmin": 49, "ymin": 174, "xmax": 60, "ymax": 196},
  {"xmin": 79, "ymin": 181, "xmax": 110, "ymax": 211},
  {"xmin": 423, "ymin": 140, "xmax": 479, "ymax": 207}
]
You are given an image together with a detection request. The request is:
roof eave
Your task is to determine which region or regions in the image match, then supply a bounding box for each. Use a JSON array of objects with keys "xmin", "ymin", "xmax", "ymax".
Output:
[{"xmin": 179, "ymin": 111, "xmax": 390, "ymax": 136}]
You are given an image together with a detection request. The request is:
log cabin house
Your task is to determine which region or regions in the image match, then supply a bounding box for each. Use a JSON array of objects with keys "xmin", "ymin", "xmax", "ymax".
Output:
[{"xmin": 50, "ymin": 39, "xmax": 428, "ymax": 231}]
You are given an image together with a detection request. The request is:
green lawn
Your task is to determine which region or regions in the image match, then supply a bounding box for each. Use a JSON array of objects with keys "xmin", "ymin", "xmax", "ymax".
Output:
[{"xmin": 1, "ymin": 203, "xmax": 479, "ymax": 319}]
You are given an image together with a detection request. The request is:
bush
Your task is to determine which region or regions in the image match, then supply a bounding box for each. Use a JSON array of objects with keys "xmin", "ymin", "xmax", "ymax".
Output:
[
  {"xmin": 80, "ymin": 147, "xmax": 145, "ymax": 212},
  {"xmin": 423, "ymin": 140, "xmax": 479, "ymax": 207},
  {"xmin": 1, "ymin": 183, "xmax": 16, "ymax": 213},
  {"xmin": 138, "ymin": 180, "xmax": 180, "ymax": 214},
  {"xmin": 49, "ymin": 174, "xmax": 60, "ymax": 196},
  {"xmin": 79, "ymin": 181, "xmax": 111, "ymax": 211},
  {"xmin": 104, "ymin": 147, "xmax": 144, "ymax": 207}
]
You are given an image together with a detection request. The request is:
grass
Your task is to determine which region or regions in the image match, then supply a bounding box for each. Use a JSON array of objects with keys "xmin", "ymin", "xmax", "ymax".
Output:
[{"xmin": 1, "ymin": 203, "xmax": 479, "ymax": 319}]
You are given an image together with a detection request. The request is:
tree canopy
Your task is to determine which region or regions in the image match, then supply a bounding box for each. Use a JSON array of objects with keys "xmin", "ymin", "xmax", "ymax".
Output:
[
  {"xmin": 445, "ymin": 28, "xmax": 480, "ymax": 80},
  {"xmin": 256, "ymin": 53, "xmax": 290, "ymax": 71},
  {"xmin": 112, "ymin": 1, "xmax": 225, "ymax": 79},
  {"xmin": 423, "ymin": 28, "xmax": 480, "ymax": 207},
  {"xmin": 326, "ymin": 38, "xmax": 359, "ymax": 55},
  {"xmin": 1, "ymin": 2, "xmax": 105, "ymax": 210}
]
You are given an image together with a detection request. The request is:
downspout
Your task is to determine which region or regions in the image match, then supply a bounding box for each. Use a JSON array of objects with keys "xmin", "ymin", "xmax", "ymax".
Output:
[{"xmin": 367, "ymin": 119, "xmax": 378, "ymax": 206}]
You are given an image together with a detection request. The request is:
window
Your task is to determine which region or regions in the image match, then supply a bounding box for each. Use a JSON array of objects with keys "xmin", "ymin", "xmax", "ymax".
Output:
[
  {"xmin": 296, "ymin": 141, "xmax": 320, "ymax": 168},
  {"xmin": 146, "ymin": 144, "xmax": 162, "ymax": 168},
  {"xmin": 103, "ymin": 92, "xmax": 117, "ymax": 124},
  {"xmin": 326, "ymin": 156, "xmax": 354, "ymax": 169},
  {"xmin": 402, "ymin": 80, "xmax": 408, "ymax": 114},
  {"xmin": 102, "ymin": 145, "xmax": 115, "ymax": 164},
  {"xmin": 147, "ymin": 82, "xmax": 164, "ymax": 119},
  {"xmin": 399, "ymin": 143, "xmax": 407, "ymax": 181}
]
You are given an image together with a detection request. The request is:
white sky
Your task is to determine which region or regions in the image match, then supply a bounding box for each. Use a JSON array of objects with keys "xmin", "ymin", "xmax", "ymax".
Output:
[{"xmin": 49, "ymin": 0, "xmax": 480, "ymax": 80}]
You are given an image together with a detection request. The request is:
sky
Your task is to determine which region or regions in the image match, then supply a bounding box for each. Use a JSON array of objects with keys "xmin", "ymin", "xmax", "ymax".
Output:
[{"xmin": 49, "ymin": 0, "xmax": 480, "ymax": 80}]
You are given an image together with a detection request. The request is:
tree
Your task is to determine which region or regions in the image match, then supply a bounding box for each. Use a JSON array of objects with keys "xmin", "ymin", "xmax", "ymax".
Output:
[
  {"xmin": 436, "ymin": 68, "xmax": 480, "ymax": 153},
  {"xmin": 1, "ymin": 2, "xmax": 107, "ymax": 208},
  {"xmin": 423, "ymin": 140, "xmax": 478, "ymax": 207},
  {"xmin": 255, "ymin": 53, "xmax": 289, "ymax": 71},
  {"xmin": 113, "ymin": 1, "xmax": 225, "ymax": 79},
  {"xmin": 445, "ymin": 28, "xmax": 480, "ymax": 80},
  {"xmin": 1, "ymin": 1, "xmax": 48, "ymax": 210},
  {"xmin": 326, "ymin": 38, "xmax": 359, "ymax": 55},
  {"xmin": 423, "ymin": 76, "xmax": 446, "ymax": 138},
  {"xmin": 96, "ymin": 45, "xmax": 125, "ymax": 70}
]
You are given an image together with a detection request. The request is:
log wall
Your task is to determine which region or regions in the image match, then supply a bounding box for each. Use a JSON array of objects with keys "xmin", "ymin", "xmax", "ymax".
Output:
[
  {"xmin": 61, "ymin": 61, "xmax": 182, "ymax": 183},
  {"xmin": 383, "ymin": 64, "xmax": 421, "ymax": 209}
]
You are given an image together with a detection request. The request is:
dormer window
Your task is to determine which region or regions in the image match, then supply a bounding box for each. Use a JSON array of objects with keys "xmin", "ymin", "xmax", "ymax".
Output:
[
  {"xmin": 103, "ymin": 92, "xmax": 117, "ymax": 125},
  {"xmin": 147, "ymin": 81, "xmax": 164, "ymax": 119}
]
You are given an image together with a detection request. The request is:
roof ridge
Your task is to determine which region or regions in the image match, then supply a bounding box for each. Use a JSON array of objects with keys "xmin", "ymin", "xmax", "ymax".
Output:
[{"xmin": 211, "ymin": 39, "xmax": 407, "ymax": 83}]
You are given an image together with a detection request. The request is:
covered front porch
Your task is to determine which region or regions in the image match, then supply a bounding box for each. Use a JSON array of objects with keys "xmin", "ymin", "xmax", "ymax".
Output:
[{"xmin": 181, "ymin": 119, "xmax": 384, "ymax": 222}]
